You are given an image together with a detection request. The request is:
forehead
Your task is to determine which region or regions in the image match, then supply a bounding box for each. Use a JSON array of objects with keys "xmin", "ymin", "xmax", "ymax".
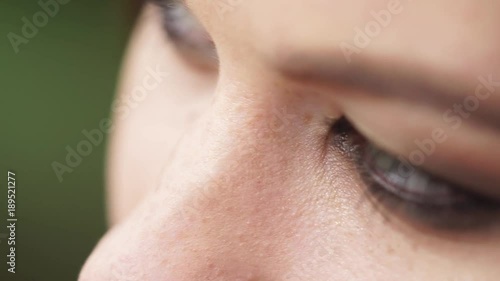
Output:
[{"xmin": 191, "ymin": 0, "xmax": 500, "ymax": 78}]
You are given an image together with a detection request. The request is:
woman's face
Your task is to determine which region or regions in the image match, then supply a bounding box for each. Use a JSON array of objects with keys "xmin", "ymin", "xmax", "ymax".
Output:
[{"xmin": 80, "ymin": 0, "xmax": 500, "ymax": 280}]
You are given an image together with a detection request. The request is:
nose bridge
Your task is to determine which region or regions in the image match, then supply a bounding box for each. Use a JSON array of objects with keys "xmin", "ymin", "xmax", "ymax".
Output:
[{"xmin": 81, "ymin": 83, "xmax": 324, "ymax": 281}]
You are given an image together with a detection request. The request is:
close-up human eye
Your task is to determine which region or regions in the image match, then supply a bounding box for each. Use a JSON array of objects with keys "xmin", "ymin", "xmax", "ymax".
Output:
[
  {"xmin": 332, "ymin": 118, "xmax": 500, "ymax": 231},
  {"xmin": 5, "ymin": 0, "xmax": 500, "ymax": 280}
]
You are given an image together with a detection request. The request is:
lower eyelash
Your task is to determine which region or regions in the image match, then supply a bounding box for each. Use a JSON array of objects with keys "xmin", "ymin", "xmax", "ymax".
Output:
[{"xmin": 330, "ymin": 117, "xmax": 500, "ymax": 231}]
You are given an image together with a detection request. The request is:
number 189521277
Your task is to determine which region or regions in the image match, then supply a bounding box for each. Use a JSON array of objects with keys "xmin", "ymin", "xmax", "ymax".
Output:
[{"xmin": 8, "ymin": 171, "xmax": 16, "ymax": 218}]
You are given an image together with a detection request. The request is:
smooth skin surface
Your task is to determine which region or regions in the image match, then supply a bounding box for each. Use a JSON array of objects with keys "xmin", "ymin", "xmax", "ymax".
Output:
[{"xmin": 80, "ymin": 1, "xmax": 500, "ymax": 280}]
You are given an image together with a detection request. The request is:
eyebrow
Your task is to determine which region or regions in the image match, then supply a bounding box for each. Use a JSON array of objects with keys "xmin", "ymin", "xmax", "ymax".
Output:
[{"xmin": 277, "ymin": 53, "xmax": 500, "ymax": 130}]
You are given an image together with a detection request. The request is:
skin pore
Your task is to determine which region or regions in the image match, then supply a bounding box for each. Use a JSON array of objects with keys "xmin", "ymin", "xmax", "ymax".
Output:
[{"xmin": 80, "ymin": 0, "xmax": 500, "ymax": 280}]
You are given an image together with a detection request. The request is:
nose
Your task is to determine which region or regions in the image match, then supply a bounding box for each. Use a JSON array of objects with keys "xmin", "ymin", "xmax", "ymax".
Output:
[{"xmin": 79, "ymin": 79, "xmax": 335, "ymax": 280}]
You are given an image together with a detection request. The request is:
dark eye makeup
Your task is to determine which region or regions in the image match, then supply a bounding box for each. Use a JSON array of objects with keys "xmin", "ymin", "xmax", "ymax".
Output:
[{"xmin": 331, "ymin": 117, "xmax": 500, "ymax": 231}]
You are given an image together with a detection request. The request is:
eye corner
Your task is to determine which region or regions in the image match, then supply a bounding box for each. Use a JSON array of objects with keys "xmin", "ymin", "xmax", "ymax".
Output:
[{"xmin": 328, "ymin": 117, "xmax": 500, "ymax": 234}]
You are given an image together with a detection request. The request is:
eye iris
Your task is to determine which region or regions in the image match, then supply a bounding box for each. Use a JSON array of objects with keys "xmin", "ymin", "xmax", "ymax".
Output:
[{"xmin": 364, "ymin": 144, "xmax": 470, "ymax": 206}]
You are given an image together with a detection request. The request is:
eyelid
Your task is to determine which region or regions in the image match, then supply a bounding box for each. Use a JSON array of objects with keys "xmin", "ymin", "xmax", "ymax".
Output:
[
  {"xmin": 364, "ymin": 144, "xmax": 478, "ymax": 206},
  {"xmin": 336, "ymin": 94, "xmax": 500, "ymax": 201},
  {"xmin": 280, "ymin": 53, "xmax": 500, "ymax": 130},
  {"xmin": 332, "ymin": 118, "xmax": 500, "ymax": 230},
  {"xmin": 158, "ymin": 1, "xmax": 209, "ymax": 42},
  {"xmin": 151, "ymin": 0, "xmax": 218, "ymax": 68}
]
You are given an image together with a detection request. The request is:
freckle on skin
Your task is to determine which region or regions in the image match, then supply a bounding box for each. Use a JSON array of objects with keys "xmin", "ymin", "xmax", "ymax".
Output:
[{"xmin": 303, "ymin": 113, "xmax": 313, "ymax": 124}]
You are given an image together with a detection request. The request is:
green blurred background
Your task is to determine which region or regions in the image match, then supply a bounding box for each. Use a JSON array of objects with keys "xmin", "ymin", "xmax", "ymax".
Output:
[{"xmin": 0, "ymin": 0, "xmax": 137, "ymax": 280}]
